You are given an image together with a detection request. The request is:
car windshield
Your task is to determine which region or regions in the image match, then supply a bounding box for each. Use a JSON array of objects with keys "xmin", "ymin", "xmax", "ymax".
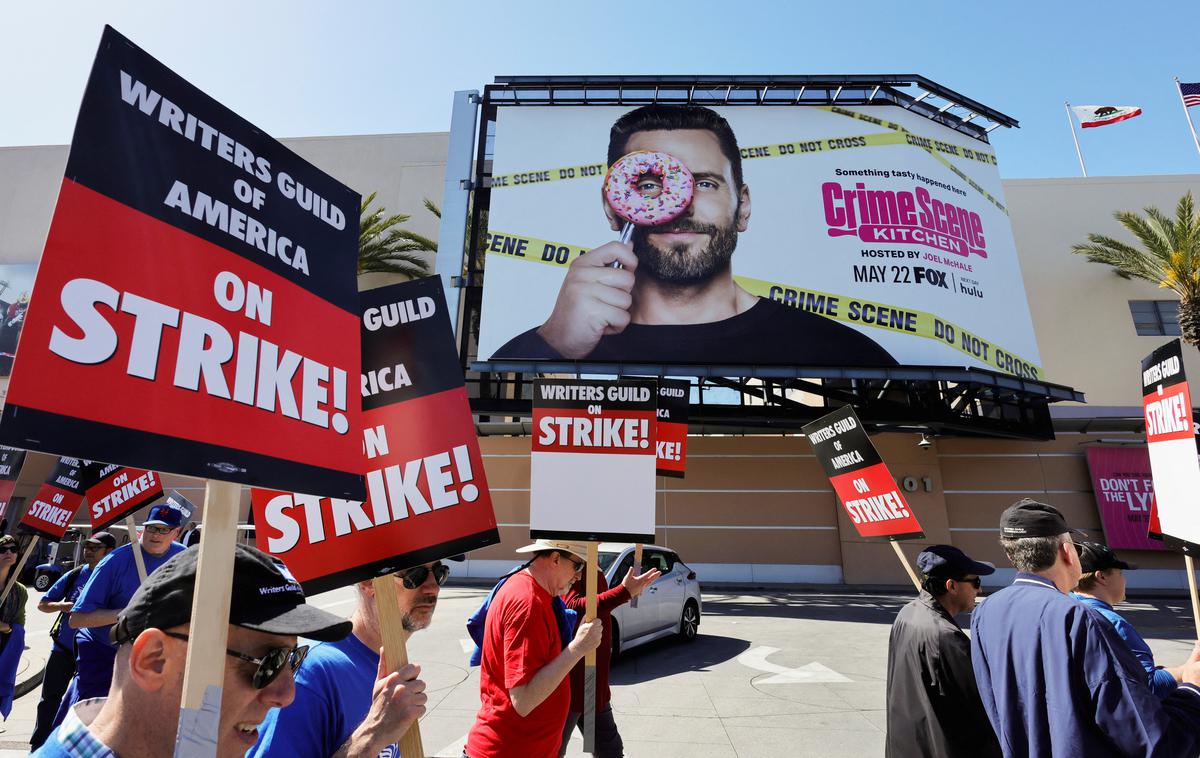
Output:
[{"xmin": 597, "ymin": 551, "xmax": 621, "ymax": 573}]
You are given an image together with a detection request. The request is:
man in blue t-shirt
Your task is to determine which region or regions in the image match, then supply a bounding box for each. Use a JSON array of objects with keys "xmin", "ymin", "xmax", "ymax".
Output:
[
  {"xmin": 66, "ymin": 504, "xmax": 186, "ymax": 704},
  {"xmin": 249, "ymin": 560, "xmax": 449, "ymax": 757},
  {"xmin": 29, "ymin": 531, "xmax": 116, "ymax": 750},
  {"xmin": 1071, "ymin": 541, "xmax": 1200, "ymax": 699}
]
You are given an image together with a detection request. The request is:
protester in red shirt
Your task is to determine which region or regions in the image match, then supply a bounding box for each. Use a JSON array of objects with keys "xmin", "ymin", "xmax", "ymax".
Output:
[
  {"xmin": 558, "ymin": 562, "xmax": 660, "ymax": 757},
  {"xmin": 465, "ymin": 539, "xmax": 603, "ymax": 758}
]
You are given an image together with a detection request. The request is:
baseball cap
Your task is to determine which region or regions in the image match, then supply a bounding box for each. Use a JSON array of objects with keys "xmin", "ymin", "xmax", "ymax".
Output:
[
  {"xmin": 1000, "ymin": 498, "xmax": 1087, "ymax": 539},
  {"xmin": 111, "ymin": 544, "xmax": 351, "ymax": 645},
  {"xmin": 85, "ymin": 531, "xmax": 117, "ymax": 549},
  {"xmin": 916, "ymin": 544, "xmax": 996, "ymax": 577},
  {"xmin": 1078, "ymin": 542, "xmax": 1138, "ymax": 572},
  {"xmin": 515, "ymin": 538, "xmax": 588, "ymax": 562},
  {"xmin": 143, "ymin": 503, "xmax": 184, "ymax": 529}
]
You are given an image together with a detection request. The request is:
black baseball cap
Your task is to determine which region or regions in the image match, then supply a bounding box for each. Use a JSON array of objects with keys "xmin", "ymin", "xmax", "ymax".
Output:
[
  {"xmin": 1000, "ymin": 498, "xmax": 1087, "ymax": 539},
  {"xmin": 1078, "ymin": 542, "xmax": 1138, "ymax": 572},
  {"xmin": 111, "ymin": 544, "xmax": 351, "ymax": 644},
  {"xmin": 85, "ymin": 531, "xmax": 117, "ymax": 549},
  {"xmin": 917, "ymin": 544, "xmax": 996, "ymax": 577}
]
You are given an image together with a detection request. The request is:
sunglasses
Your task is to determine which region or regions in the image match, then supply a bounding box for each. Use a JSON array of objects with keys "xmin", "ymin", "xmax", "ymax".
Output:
[
  {"xmin": 144, "ymin": 525, "xmax": 175, "ymax": 536},
  {"xmin": 396, "ymin": 562, "xmax": 450, "ymax": 590},
  {"xmin": 560, "ymin": 552, "xmax": 586, "ymax": 575},
  {"xmin": 163, "ymin": 631, "xmax": 308, "ymax": 689},
  {"xmin": 0, "ymin": 546, "xmax": 16, "ymax": 554},
  {"xmin": 957, "ymin": 576, "xmax": 982, "ymax": 589}
]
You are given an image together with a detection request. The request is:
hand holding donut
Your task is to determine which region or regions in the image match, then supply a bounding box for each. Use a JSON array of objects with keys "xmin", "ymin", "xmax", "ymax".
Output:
[{"xmin": 537, "ymin": 241, "xmax": 638, "ymax": 359}]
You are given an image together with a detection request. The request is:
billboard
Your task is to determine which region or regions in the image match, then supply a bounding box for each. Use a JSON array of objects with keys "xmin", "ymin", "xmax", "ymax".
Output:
[
  {"xmin": 1084, "ymin": 446, "xmax": 1166, "ymax": 552},
  {"xmin": 477, "ymin": 103, "xmax": 1041, "ymax": 378}
]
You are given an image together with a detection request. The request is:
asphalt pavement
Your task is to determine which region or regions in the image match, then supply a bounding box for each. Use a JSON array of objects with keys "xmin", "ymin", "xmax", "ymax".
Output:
[{"xmin": 1, "ymin": 585, "xmax": 1198, "ymax": 756}]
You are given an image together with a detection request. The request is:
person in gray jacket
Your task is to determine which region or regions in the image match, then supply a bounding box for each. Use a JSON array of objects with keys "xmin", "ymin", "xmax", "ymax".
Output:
[{"xmin": 885, "ymin": 544, "xmax": 1000, "ymax": 758}]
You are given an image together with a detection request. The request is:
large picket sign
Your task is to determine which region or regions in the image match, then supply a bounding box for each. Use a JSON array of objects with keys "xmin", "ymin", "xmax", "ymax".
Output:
[
  {"xmin": 531, "ymin": 377, "xmax": 657, "ymax": 542},
  {"xmin": 1140, "ymin": 340, "xmax": 1200, "ymax": 549},
  {"xmin": 253, "ymin": 277, "xmax": 499, "ymax": 595},
  {"xmin": 803, "ymin": 405, "xmax": 924, "ymax": 541},
  {"xmin": 0, "ymin": 26, "xmax": 363, "ymax": 499}
]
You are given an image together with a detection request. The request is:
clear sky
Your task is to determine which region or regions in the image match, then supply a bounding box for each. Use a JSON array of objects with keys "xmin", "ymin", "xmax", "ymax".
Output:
[{"xmin": 4, "ymin": 1, "xmax": 1200, "ymax": 179}]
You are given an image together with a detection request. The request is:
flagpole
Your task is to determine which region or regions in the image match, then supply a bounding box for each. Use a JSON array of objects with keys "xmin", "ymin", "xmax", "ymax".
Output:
[
  {"xmin": 1065, "ymin": 101, "xmax": 1088, "ymax": 177},
  {"xmin": 1174, "ymin": 77, "xmax": 1200, "ymax": 160}
]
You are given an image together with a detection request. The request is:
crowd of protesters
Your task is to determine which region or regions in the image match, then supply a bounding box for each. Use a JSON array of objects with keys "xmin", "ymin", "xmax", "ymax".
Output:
[{"xmin": 15, "ymin": 494, "xmax": 1200, "ymax": 756}]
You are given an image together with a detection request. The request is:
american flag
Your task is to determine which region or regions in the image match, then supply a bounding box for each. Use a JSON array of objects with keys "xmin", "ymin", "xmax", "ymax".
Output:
[{"xmin": 1181, "ymin": 81, "xmax": 1200, "ymax": 108}]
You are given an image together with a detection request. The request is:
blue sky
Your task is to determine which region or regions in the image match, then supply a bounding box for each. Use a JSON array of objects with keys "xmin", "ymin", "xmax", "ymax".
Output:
[{"xmin": 4, "ymin": 1, "xmax": 1200, "ymax": 179}]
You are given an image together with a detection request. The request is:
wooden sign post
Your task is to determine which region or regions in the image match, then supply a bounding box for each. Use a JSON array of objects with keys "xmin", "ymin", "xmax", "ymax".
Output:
[
  {"xmin": 582, "ymin": 541, "xmax": 599, "ymax": 753},
  {"xmin": 890, "ymin": 540, "xmax": 921, "ymax": 591},
  {"xmin": 0, "ymin": 536, "xmax": 38, "ymax": 605},
  {"xmin": 173, "ymin": 480, "xmax": 240, "ymax": 757},
  {"xmin": 1186, "ymin": 554, "xmax": 1200, "ymax": 638},
  {"xmin": 124, "ymin": 515, "xmax": 148, "ymax": 582},
  {"xmin": 373, "ymin": 575, "xmax": 425, "ymax": 758},
  {"xmin": 630, "ymin": 543, "xmax": 644, "ymax": 609}
]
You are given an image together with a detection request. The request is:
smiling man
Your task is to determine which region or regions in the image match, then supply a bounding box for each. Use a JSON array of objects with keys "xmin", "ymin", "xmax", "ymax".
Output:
[
  {"xmin": 250, "ymin": 560, "xmax": 448, "ymax": 757},
  {"xmin": 33, "ymin": 544, "xmax": 350, "ymax": 757},
  {"xmin": 493, "ymin": 104, "xmax": 896, "ymax": 366}
]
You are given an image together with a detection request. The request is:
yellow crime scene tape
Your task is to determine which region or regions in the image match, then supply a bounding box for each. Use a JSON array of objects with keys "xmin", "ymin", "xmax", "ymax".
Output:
[
  {"xmin": 483, "ymin": 230, "xmax": 1043, "ymax": 380},
  {"xmin": 488, "ymin": 109, "xmax": 1006, "ymax": 215}
]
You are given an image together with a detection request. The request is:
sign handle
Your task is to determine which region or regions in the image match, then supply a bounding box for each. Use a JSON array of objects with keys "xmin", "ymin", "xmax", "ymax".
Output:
[
  {"xmin": 1186, "ymin": 554, "xmax": 1200, "ymax": 639},
  {"xmin": 630, "ymin": 543, "xmax": 643, "ymax": 609},
  {"xmin": 125, "ymin": 515, "xmax": 148, "ymax": 582},
  {"xmin": 373, "ymin": 575, "xmax": 425, "ymax": 758},
  {"xmin": 174, "ymin": 480, "xmax": 240, "ymax": 758},
  {"xmin": 583, "ymin": 541, "xmax": 599, "ymax": 753},
  {"xmin": 0, "ymin": 536, "xmax": 38, "ymax": 605},
  {"xmin": 890, "ymin": 540, "xmax": 921, "ymax": 591}
]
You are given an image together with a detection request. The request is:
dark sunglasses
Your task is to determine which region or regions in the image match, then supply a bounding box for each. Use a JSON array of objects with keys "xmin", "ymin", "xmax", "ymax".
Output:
[
  {"xmin": 0, "ymin": 546, "xmax": 17, "ymax": 554},
  {"xmin": 559, "ymin": 552, "xmax": 585, "ymax": 575},
  {"xmin": 163, "ymin": 631, "xmax": 308, "ymax": 689},
  {"xmin": 956, "ymin": 576, "xmax": 982, "ymax": 589},
  {"xmin": 397, "ymin": 562, "xmax": 450, "ymax": 590}
]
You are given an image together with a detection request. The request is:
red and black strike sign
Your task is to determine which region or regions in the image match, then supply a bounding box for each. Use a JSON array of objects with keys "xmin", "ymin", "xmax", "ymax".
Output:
[
  {"xmin": 84, "ymin": 463, "xmax": 164, "ymax": 532},
  {"xmin": 656, "ymin": 379, "xmax": 689, "ymax": 478},
  {"xmin": 253, "ymin": 277, "xmax": 499, "ymax": 595},
  {"xmin": 1141, "ymin": 340, "xmax": 1200, "ymax": 550},
  {"xmin": 802, "ymin": 405, "xmax": 924, "ymax": 541},
  {"xmin": 0, "ymin": 27, "xmax": 363, "ymax": 499},
  {"xmin": 0, "ymin": 446, "xmax": 26, "ymax": 522},
  {"xmin": 530, "ymin": 377, "xmax": 658, "ymax": 543},
  {"xmin": 21, "ymin": 457, "xmax": 91, "ymax": 541}
]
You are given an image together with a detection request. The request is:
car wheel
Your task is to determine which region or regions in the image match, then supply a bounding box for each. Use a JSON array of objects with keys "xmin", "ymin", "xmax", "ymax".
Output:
[
  {"xmin": 678, "ymin": 600, "xmax": 699, "ymax": 642},
  {"xmin": 33, "ymin": 573, "xmax": 52, "ymax": 592},
  {"xmin": 610, "ymin": 618, "xmax": 621, "ymax": 661}
]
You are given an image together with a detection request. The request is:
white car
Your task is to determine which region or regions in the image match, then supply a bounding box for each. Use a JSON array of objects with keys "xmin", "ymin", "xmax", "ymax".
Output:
[{"xmin": 597, "ymin": 543, "xmax": 702, "ymax": 657}]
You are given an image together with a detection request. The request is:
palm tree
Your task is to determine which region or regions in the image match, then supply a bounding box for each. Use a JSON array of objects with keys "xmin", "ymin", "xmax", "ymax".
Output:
[
  {"xmin": 358, "ymin": 192, "xmax": 435, "ymax": 278},
  {"xmin": 1072, "ymin": 192, "xmax": 1200, "ymax": 346}
]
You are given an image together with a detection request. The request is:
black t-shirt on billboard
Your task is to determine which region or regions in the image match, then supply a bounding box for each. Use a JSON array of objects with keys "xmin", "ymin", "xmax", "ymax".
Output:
[{"xmin": 492, "ymin": 297, "xmax": 897, "ymax": 366}]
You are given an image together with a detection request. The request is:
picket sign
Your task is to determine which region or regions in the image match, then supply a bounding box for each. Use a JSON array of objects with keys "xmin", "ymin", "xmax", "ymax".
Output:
[
  {"xmin": 582, "ymin": 541, "xmax": 599, "ymax": 753},
  {"xmin": 124, "ymin": 515, "xmax": 148, "ymax": 582},
  {"xmin": 0, "ymin": 537, "xmax": 39, "ymax": 605},
  {"xmin": 889, "ymin": 540, "xmax": 921, "ymax": 591},
  {"xmin": 373, "ymin": 575, "xmax": 425, "ymax": 758},
  {"xmin": 174, "ymin": 480, "xmax": 240, "ymax": 757},
  {"xmin": 630, "ymin": 543, "xmax": 643, "ymax": 609}
]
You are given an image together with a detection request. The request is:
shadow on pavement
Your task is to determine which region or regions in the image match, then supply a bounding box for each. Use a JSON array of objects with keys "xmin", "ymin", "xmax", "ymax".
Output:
[
  {"xmin": 699, "ymin": 591, "xmax": 911, "ymax": 626},
  {"xmin": 611, "ymin": 633, "xmax": 750, "ymax": 684}
]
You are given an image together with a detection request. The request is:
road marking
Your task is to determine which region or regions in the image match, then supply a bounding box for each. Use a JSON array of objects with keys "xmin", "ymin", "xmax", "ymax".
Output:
[{"xmin": 737, "ymin": 646, "xmax": 852, "ymax": 684}]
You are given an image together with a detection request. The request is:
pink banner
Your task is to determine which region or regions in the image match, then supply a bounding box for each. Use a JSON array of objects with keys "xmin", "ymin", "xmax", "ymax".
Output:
[{"xmin": 1085, "ymin": 446, "xmax": 1166, "ymax": 551}]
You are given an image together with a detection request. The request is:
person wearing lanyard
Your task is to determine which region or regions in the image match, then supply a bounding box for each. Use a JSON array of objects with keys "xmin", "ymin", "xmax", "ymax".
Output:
[{"xmin": 971, "ymin": 498, "xmax": 1200, "ymax": 756}]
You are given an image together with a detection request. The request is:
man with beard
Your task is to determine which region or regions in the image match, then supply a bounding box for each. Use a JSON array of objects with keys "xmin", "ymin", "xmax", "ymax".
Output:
[
  {"xmin": 249, "ymin": 561, "xmax": 445, "ymax": 757},
  {"xmin": 493, "ymin": 104, "xmax": 896, "ymax": 366}
]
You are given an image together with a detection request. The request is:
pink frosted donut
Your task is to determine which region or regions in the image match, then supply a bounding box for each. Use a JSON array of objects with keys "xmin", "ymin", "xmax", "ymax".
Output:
[{"xmin": 603, "ymin": 151, "xmax": 694, "ymax": 226}]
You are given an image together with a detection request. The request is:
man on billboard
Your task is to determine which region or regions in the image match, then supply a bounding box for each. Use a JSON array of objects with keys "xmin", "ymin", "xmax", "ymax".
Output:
[{"xmin": 493, "ymin": 104, "xmax": 896, "ymax": 366}]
